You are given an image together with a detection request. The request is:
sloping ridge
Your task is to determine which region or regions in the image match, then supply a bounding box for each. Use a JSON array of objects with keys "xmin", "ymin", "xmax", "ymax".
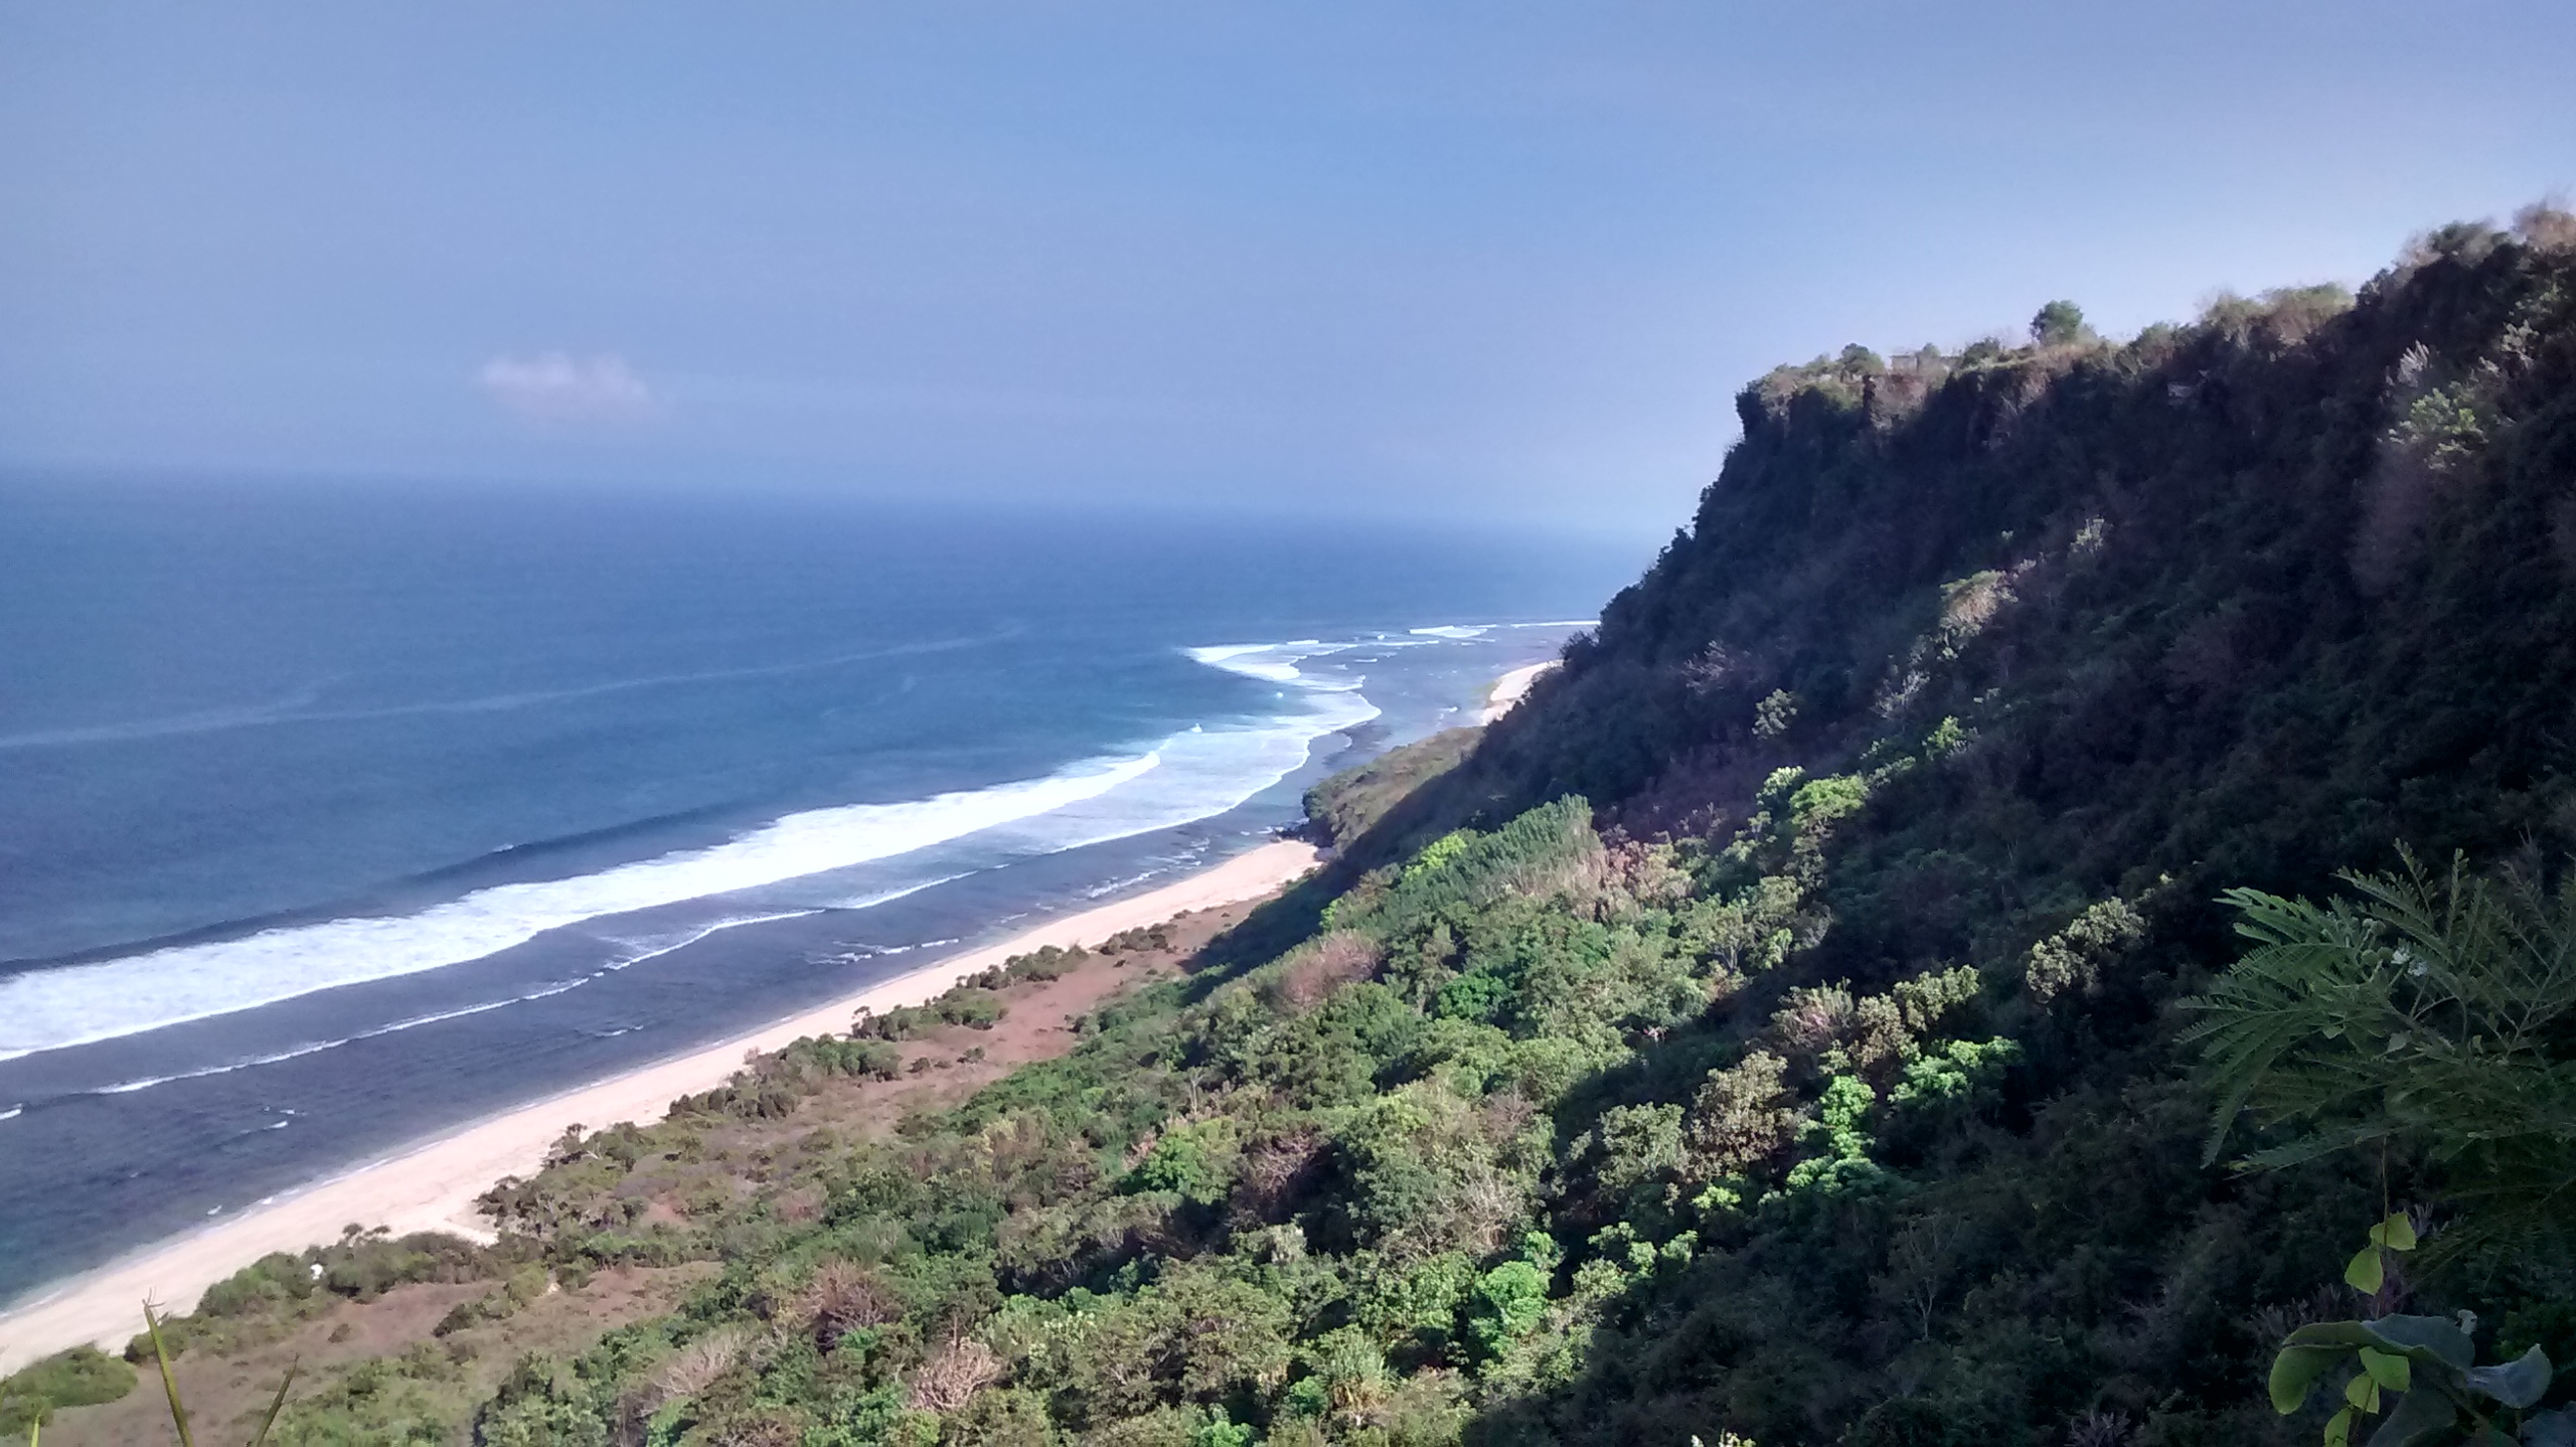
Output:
[{"xmin": 1482, "ymin": 219, "xmax": 2576, "ymax": 969}]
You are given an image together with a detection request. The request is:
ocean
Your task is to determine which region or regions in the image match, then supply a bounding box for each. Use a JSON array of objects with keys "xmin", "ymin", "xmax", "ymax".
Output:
[{"xmin": 0, "ymin": 474, "xmax": 1643, "ymax": 1306}]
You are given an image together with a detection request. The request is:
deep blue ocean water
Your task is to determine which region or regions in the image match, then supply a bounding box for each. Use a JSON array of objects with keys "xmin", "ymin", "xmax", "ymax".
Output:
[{"xmin": 0, "ymin": 474, "xmax": 1644, "ymax": 1306}]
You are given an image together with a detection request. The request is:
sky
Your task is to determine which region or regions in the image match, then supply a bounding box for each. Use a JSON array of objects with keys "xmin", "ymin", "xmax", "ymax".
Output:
[{"xmin": 2, "ymin": 3, "xmax": 2571, "ymax": 534}]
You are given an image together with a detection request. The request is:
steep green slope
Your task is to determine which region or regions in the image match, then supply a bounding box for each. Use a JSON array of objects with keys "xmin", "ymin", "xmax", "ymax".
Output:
[
  {"xmin": 1482, "ymin": 214, "xmax": 2576, "ymax": 963},
  {"xmin": 53, "ymin": 213, "xmax": 2576, "ymax": 1447},
  {"xmin": 1433, "ymin": 212, "xmax": 2576, "ymax": 1441}
]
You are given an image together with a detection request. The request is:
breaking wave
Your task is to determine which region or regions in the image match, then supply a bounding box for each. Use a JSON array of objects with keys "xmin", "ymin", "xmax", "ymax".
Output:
[{"xmin": 0, "ymin": 637, "xmax": 1378, "ymax": 1062}]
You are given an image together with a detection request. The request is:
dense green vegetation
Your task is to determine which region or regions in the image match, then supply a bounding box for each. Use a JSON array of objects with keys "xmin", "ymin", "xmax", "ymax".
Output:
[{"xmin": 18, "ymin": 210, "xmax": 2576, "ymax": 1444}]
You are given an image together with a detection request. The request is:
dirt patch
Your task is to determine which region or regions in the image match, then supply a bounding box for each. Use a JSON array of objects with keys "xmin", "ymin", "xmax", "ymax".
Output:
[
  {"xmin": 683, "ymin": 898, "xmax": 1258, "ymax": 1164},
  {"xmin": 35, "ymin": 1264, "xmax": 708, "ymax": 1446}
]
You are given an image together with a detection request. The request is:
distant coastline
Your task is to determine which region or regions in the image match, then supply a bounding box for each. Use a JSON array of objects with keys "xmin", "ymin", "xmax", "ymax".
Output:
[
  {"xmin": 0, "ymin": 840, "xmax": 1322, "ymax": 1375},
  {"xmin": 1481, "ymin": 659, "xmax": 1558, "ymax": 722}
]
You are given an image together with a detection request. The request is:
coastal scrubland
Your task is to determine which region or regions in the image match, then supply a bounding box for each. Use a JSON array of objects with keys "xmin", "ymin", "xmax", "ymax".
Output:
[
  {"xmin": 11, "ymin": 207, "xmax": 2576, "ymax": 1444},
  {"xmin": 5, "ymin": 903, "xmax": 1260, "ymax": 1444}
]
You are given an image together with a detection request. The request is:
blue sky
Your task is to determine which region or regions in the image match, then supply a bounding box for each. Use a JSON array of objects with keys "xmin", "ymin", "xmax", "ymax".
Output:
[{"xmin": 3, "ymin": 3, "xmax": 2569, "ymax": 532}]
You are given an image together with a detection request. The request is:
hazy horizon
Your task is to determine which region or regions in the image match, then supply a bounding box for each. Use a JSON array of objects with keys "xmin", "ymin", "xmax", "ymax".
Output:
[{"xmin": 6, "ymin": 2, "xmax": 2573, "ymax": 532}]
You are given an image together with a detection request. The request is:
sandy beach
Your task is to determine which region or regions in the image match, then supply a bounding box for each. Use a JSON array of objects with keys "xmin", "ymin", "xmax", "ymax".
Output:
[
  {"xmin": 0, "ymin": 840, "xmax": 1320, "ymax": 1375},
  {"xmin": 1482, "ymin": 660, "xmax": 1559, "ymax": 722}
]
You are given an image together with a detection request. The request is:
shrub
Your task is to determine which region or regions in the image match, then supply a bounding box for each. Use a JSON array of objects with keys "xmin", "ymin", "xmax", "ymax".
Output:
[
  {"xmin": 2186, "ymin": 854, "xmax": 2576, "ymax": 1260},
  {"xmin": 777, "ymin": 1034, "xmax": 904, "ymax": 1081},
  {"xmin": 130, "ymin": 1230, "xmax": 496, "ymax": 1360},
  {"xmin": 1005, "ymin": 944, "xmax": 1083, "ymax": 982},
  {"xmin": 1123, "ymin": 1124, "xmax": 1238, "ymax": 1206},
  {"xmin": 1467, "ymin": 1261, "xmax": 1549, "ymax": 1356},
  {"xmin": 937, "ymin": 989, "xmax": 1006, "ymax": 1030},
  {"xmin": 0, "ymin": 1346, "xmax": 136, "ymax": 1432},
  {"xmin": 1102, "ymin": 923, "xmax": 1176, "ymax": 954},
  {"xmin": 1268, "ymin": 930, "xmax": 1383, "ymax": 1012}
]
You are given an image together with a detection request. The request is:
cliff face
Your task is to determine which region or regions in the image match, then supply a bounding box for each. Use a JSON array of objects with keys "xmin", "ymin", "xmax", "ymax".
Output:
[{"xmin": 1487, "ymin": 217, "xmax": 2576, "ymax": 971}]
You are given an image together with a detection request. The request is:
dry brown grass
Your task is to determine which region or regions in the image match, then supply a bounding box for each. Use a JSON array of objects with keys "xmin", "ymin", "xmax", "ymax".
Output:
[
  {"xmin": 2515, "ymin": 202, "xmax": 2576, "ymax": 252},
  {"xmin": 905, "ymin": 1332, "xmax": 1002, "ymax": 1412},
  {"xmin": 1266, "ymin": 930, "xmax": 1381, "ymax": 1012},
  {"xmin": 794, "ymin": 1260, "xmax": 897, "ymax": 1350},
  {"xmin": 650, "ymin": 1326, "xmax": 746, "ymax": 1401},
  {"xmin": 1233, "ymin": 1126, "xmax": 1327, "ymax": 1223},
  {"xmin": 35, "ymin": 1267, "xmax": 707, "ymax": 1446}
]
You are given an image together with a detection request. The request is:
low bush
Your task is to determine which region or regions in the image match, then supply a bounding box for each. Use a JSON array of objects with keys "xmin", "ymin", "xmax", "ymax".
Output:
[
  {"xmin": 0, "ymin": 1346, "xmax": 135, "ymax": 1433},
  {"xmin": 129, "ymin": 1228, "xmax": 498, "ymax": 1360}
]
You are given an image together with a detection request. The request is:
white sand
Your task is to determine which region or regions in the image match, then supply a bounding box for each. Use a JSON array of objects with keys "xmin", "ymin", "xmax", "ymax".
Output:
[
  {"xmin": 0, "ymin": 841, "xmax": 1320, "ymax": 1374},
  {"xmin": 1481, "ymin": 661, "xmax": 1559, "ymax": 723}
]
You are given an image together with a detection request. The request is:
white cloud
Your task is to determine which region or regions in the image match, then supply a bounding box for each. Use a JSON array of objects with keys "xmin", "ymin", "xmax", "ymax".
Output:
[{"xmin": 475, "ymin": 352, "xmax": 654, "ymax": 423}]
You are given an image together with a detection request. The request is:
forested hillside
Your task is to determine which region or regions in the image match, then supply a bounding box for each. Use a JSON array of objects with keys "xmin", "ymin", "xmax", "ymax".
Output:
[
  {"xmin": 1419, "ymin": 206, "xmax": 2576, "ymax": 1443},
  {"xmin": 16, "ymin": 211, "xmax": 2575, "ymax": 1447}
]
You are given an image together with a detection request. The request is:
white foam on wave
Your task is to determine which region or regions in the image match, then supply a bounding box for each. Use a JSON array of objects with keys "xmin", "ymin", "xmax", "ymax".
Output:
[
  {"xmin": 1409, "ymin": 618, "xmax": 1597, "ymax": 640},
  {"xmin": 94, "ymin": 1038, "xmax": 351, "ymax": 1094},
  {"xmin": 79, "ymin": 977, "xmax": 602, "ymax": 1097},
  {"xmin": 56, "ymin": 908, "xmax": 834, "ymax": 1101},
  {"xmin": 594, "ymin": 908, "xmax": 829, "ymax": 972},
  {"xmin": 0, "ymin": 638, "xmax": 1377, "ymax": 1064},
  {"xmin": 935, "ymin": 641, "xmax": 1378, "ymax": 868},
  {"xmin": 805, "ymin": 876, "xmax": 971, "ymax": 914},
  {"xmin": 0, "ymin": 635, "xmax": 1378, "ymax": 1065},
  {"xmin": 1081, "ymin": 868, "xmax": 1167, "ymax": 900},
  {"xmin": 835, "ymin": 934, "xmax": 965, "ymax": 963},
  {"xmin": 0, "ymin": 759, "xmax": 1155, "ymax": 1061},
  {"xmin": 1185, "ymin": 640, "xmax": 1340, "ymax": 684},
  {"xmin": 980, "ymin": 682, "xmax": 1375, "ymax": 861}
]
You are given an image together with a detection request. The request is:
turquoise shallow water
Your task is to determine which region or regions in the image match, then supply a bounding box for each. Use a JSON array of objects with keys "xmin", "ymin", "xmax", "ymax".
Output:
[{"xmin": 0, "ymin": 474, "xmax": 1642, "ymax": 1304}]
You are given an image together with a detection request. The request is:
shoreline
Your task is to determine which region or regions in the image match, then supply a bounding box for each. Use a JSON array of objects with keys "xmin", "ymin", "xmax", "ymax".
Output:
[
  {"xmin": 1481, "ymin": 660, "xmax": 1558, "ymax": 722},
  {"xmin": 0, "ymin": 840, "xmax": 1321, "ymax": 1375}
]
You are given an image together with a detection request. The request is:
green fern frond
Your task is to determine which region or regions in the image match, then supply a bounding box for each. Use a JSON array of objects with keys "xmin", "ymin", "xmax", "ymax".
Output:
[{"xmin": 2184, "ymin": 853, "xmax": 2576, "ymax": 1260}]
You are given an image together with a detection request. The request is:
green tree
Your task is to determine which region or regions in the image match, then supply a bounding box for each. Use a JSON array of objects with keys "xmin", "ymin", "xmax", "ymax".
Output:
[
  {"xmin": 1467, "ymin": 1261, "xmax": 1549, "ymax": 1356},
  {"xmin": 2029, "ymin": 299, "xmax": 2086, "ymax": 344}
]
